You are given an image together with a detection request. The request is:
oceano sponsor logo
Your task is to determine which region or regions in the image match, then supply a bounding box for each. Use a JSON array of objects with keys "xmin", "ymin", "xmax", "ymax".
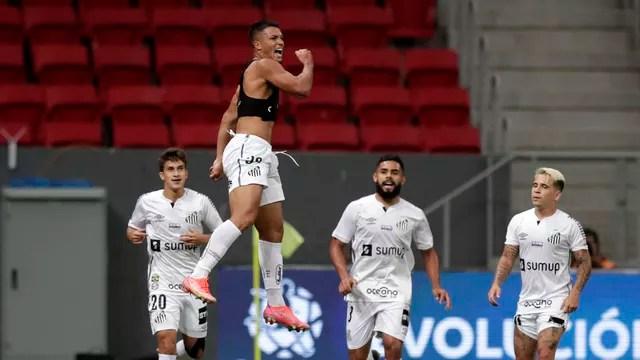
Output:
[
  {"xmin": 376, "ymin": 246, "xmax": 406, "ymax": 258},
  {"xmin": 523, "ymin": 299, "xmax": 553, "ymax": 309},
  {"xmin": 366, "ymin": 287, "xmax": 399, "ymax": 298},
  {"xmin": 520, "ymin": 259, "xmax": 561, "ymax": 274}
]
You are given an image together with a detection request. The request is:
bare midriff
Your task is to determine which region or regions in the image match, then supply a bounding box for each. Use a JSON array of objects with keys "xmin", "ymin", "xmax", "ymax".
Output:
[{"xmin": 236, "ymin": 116, "xmax": 274, "ymax": 143}]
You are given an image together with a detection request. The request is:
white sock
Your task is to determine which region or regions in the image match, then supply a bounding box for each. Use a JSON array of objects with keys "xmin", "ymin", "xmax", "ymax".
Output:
[
  {"xmin": 176, "ymin": 339, "xmax": 186, "ymax": 357},
  {"xmin": 192, "ymin": 220, "xmax": 242, "ymax": 277},
  {"xmin": 258, "ymin": 240, "xmax": 286, "ymax": 306},
  {"xmin": 158, "ymin": 354, "xmax": 176, "ymax": 360}
]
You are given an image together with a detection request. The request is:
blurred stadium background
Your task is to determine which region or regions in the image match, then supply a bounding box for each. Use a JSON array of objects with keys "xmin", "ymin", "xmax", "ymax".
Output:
[{"xmin": 0, "ymin": 0, "xmax": 639, "ymax": 359}]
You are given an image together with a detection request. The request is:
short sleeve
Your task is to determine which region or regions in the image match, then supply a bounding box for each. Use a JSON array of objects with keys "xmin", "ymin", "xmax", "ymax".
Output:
[
  {"xmin": 128, "ymin": 195, "xmax": 147, "ymax": 230},
  {"xmin": 201, "ymin": 195, "xmax": 223, "ymax": 232},
  {"xmin": 413, "ymin": 212, "xmax": 434, "ymax": 250},
  {"xmin": 332, "ymin": 201, "xmax": 358, "ymax": 244},
  {"xmin": 569, "ymin": 218, "xmax": 588, "ymax": 252},
  {"xmin": 505, "ymin": 215, "xmax": 519, "ymax": 246}
]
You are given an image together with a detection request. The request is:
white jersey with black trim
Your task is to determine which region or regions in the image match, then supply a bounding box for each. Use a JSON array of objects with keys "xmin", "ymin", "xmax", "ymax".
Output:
[
  {"xmin": 332, "ymin": 194, "xmax": 434, "ymax": 303},
  {"xmin": 128, "ymin": 188, "xmax": 223, "ymax": 295},
  {"xmin": 505, "ymin": 208, "xmax": 587, "ymax": 314}
]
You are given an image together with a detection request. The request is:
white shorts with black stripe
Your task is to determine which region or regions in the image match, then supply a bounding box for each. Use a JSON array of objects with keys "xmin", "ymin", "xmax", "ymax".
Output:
[
  {"xmin": 222, "ymin": 133, "xmax": 285, "ymax": 207},
  {"xmin": 514, "ymin": 311, "xmax": 568, "ymax": 340},
  {"xmin": 345, "ymin": 301, "xmax": 410, "ymax": 350},
  {"xmin": 148, "ymin": 292, "xmax": 208, "ymax": 338}
]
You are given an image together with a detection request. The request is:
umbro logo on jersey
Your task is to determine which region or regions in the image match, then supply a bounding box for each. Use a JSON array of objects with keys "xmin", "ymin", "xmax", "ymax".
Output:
[
  {"xmin": 185, "ymin": 211, "xmax": 198, "ymax": 224},
  {"xmin": 396, "ymin": 219, "xmax": 409, "ymax": 231},
  {"xmin": 518, "ymin": 232, "xmax": 528, "ymax": 240},
  {"xmin": 547, "ymin": 232, "xmax": 561, "ymax": 245},
  {"xmin": 248, "ymin": 166, "xmax": 261, "ymax": 177},
  {"xmin": 361, "ymin": 244, "xmax": 372, "ymax": 256}
]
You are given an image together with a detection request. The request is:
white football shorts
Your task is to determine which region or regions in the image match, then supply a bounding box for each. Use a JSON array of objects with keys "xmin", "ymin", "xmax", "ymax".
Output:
[
  {"xmin": 514, "ymin": 311, "xmax": 568, "ymax": 340},
  {"xmin": 222, "ymin": 133, "xmax": 285, "ymax": 207},
  {"xmin": 346, "ymin": 301, "xmax": 410, "ymax": 350},
  {"xmin": 148, "ymin": 292, "xmax": 208, "ymax": 338}
]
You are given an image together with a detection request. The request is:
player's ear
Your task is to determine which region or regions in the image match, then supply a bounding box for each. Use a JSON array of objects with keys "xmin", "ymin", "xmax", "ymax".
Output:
[
  {"xmin": 159, "ymin": 171, "xmax": 165, "ymax": 181},
  {"xmin": 554, "ymin": 190, "xmax": 562, "ymax": 201}
]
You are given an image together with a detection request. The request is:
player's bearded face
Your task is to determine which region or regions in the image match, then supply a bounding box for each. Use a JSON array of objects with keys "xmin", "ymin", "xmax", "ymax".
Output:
[{"xmin": 373, "ymin": 161, "xmax": 405, "ymax": 200}]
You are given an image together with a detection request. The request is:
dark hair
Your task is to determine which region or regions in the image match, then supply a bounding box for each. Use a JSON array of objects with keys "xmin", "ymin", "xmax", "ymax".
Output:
[
  {"xmin": 583, "ymin": 227, "xmax": 599, "ymax": 245},
  {"xmin": 376, "ymin": 154, "xmax": 405, "ymax": 172},
  {"xmin": 158, "ymin": 148, "xmax": 187, "ymax": 172},
  {"xmin": 249, "ymin": 19, "xmax": 280, "ymax": 42}
]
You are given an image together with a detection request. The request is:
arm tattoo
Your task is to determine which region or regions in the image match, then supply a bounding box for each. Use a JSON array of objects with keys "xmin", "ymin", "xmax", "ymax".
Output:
[
  {"xmin": 572, "ymin": 249, "xmax": 592, "ymax": 292},
  {"xmin": 494, "ymin": 245, "xmax": 519, "ymax": 285}
]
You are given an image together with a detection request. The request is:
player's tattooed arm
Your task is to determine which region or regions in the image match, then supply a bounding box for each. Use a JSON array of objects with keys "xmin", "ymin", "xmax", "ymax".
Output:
[
  {"xmin": 488, "ymin": 244, "xmax": 519, "ymax": 306},
  {"xmin": 571, "ymin": 249, "xmax": 592, "ymax": 293}
]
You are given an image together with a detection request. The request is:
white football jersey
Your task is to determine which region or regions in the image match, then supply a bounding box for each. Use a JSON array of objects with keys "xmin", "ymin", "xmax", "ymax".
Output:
[
  {"xmin": 332, "ymin": 194, "xmax": 434, "ymax": 303},
  {"xmin": 505, "ymin": 208, "xmax": 587, "ymax": 314},
  {"xmin": 129, "ymin": 188, "xmax": 223, "ymax": 295}
]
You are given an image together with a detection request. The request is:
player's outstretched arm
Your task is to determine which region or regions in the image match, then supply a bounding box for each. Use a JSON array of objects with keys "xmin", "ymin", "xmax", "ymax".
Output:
[
  {"xmin": 488, "ymin": 244, "xmax": 519, "ymax": 306},
  {"xmin": 329, "ymin": 237, "xmax": 356, "ymax": 295},
  {"xmin": 421, "ymin": 248, "xmax": 452, "ymax": 310},
  {"xmin": 562, "ymin": 249, "xmax": 592, "ymax": 313},
  {"xmin": 210, "ymin": 86, "xmax": 239, "ymax": 181},
  {"xmin": 126, "ymin": 226, "xmax": 146, "ymax": 245},
  {"xmin": 258, "ymin": 50, "xmax": 313, "ymax": 97}
]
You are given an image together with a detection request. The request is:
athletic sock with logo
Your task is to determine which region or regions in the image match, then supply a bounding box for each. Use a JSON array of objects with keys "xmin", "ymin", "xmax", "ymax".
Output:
[
  {"xmin": 158, "ymin": 354, "xmax": 176, "ymax": 360},
  {"xmin": 258, "ymin": 240, "xmax": 286, "ymax": 306},
  {"xmin": 192, "ymin": 220, "xmax": 242, "ymax": 278}
]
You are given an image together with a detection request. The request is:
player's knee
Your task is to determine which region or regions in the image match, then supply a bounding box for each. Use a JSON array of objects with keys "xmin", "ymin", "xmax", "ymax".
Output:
[
  {"xmin": 156, "ymin": 334, "xmax": 176, "ymax": 354},
  {"xmin": 231, "ymin": 209, "xmax": 259, "ymax": 231},
  {"xmin": 537, "ymin": 342, "xmax": 558, "ymax": 360},
  {"xmin": 185, "ymin": 338, "xmax": 206, "ymax": 359},
  {"xmin": 382, "ymin": 339, "xmax": 402, "ymax": 359}
]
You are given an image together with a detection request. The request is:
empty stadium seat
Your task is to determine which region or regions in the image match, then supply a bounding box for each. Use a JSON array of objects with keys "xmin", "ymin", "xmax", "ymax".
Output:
[
  {"xmin": 326, "ymin": 5, "xmax": 393, "ymax": 51},
  {"xmin": 140, "ymin": 0, "xmax": 190, "ymax": 11},
  {"xmin": 360, "ymin": 124, "xmax": 424, "ymax": 152},
  {"xmin": 271, "ymin": 121, "xmax": 297, "ymax": 150},
  {"xmin": 352, "ymin": 86, "xmax": 413, "ymax": 125},
  {"xmin": 289, "ymin": 86, "xmax": 347, "ymax": 123},
  {"xmin": 264, "ymin": 0, "xmax": 316, "ymax": 11},
  {"xmin": 173, "ymin": 122, "xmax": 217, "ymax": 148},
  {"xmin": 213, "ymin": 46, "xmax": 252, "ymax": 86},
  {"xmin": 43, "ymin": 85, "xmax": 103, "ymax": 146},
  {"xmin": 0, "ymin": 85, "xmax": 46, "ymax": 145},
  {"xmin": 22, "ymin": 0, "xmax": 71, "ymax": 6},
  {"xmin": 325, "ymin": 0, "xmax": 377, "ymax": 6},
  {"xmin": 296, "ymin": 122, "xmax": 359, "ymax": 151},
  {"xmin": 94, "ymin": 45, "xmax": 152, "ymax": 90},
  {"xmin": 206, "ymin": 7, "xmax": 263, "ymax": 47},
  {"xmin": 0, "ymin": 45, "xmax": 25, "ymax": 84},
  {"xmin": 405, "ymin": 49, "xmax": 459, "ymax": 90},
  {"xmin": 423, "ymin": 125, "xmax": 480, "ymax": 153},
  {"xmin": 24, "ymin": 6, "xmax": 80, "ymax": 45},
  {"xmin": 412, "ymin": 88, "xmax": 470, "ymax": 127},
  {"xmin": 32, "ymin": 44, "xmax": 92, "ymax": 85},
  {"xmin": 283, "ymin": 46, "xmax": 339, "ymax": 85},
  {"xmin": 388, "ymin": 0, "xmax": 436, "ymax": 40},
  {"xmin": 78, "ymin": 0, "xmax": 131, "ymax": 11},
  {"xmin": 0, "ymin": 6, "xmax": 22, "ymax": 45},
  {"xmin": 82, "ymin": 8, "xmax": 147, "ymax": 45},
  {"xmin": 107, "ymin": 86, "xmax": 170, "ymax": 147},
  {"xmin": 165, "ymin": 85, "xmax": 224, "ymax": 148},
  {"xmin": 203, "ymin": 0, "xmax": 254, "ymax": 7},
  {"xmin": 265, "ymin": 9, "xmax": 328, "ymax": 49},
  {"xmin": 150, "ymin": 8, "xmax": 207, "ymax": 46},
  {"xmin": 343, "ymin": 48, "xmax": 402, "ymax": 87},
  {"xmin": 156, "ymin": 45, "xmax": 214, "ymax": 85}
]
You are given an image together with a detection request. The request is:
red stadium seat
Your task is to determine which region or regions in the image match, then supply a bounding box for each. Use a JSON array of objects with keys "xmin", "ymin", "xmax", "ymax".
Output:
[
  {"xmin": 107, "ymin": 86, "xmax": 170, "ymax": 147},
  {"xmin": 325, "ymin": 0, "xmax": 376, "ymax": 6},
  {"xmin": 289, "ymin": 86, "xmax": 347, "ymax": 124},
  {"xmin": 213, "ymin": 46, "xmax": 252, "ymax": 86},
  {"xmin": 32, "ymin": 44, "xmax": 93, "ymax": 85},
  {"xmin": 139, "ymin": 0, "xmax": 190, "ymax": 11},
  {"xmin": 283, "ymin": 45, "xmax": 339, "ymax": 85},
  {"xmin": 203, "ymin": 0, "xmax": 254, "ymax": 7},
  {"xmin": 78, "ymin": 0, "xmax": 131, "ymax": 11},
  {"xmin": 166, "ymin": 85, "xmax": 224, "ymax": 148},
  {"xmin": 264, "ymin": 0, "xmax": 316, "ymax": 11},
  {"xmin": 173, "ymin": 122, "xmax": 217, "ymax": 148},
  {"xmin": 265, "ymin": 9, "xmax": 328, "ymax": 49},
  {"xmin": 94, "ymin": 45, "xmax": 152, "ymax": 91},
  {"xmin": 423, "ymin": 125, "xmax": 480, "ymax": 153},
  {"xmin": 0, "ymin": 6, "xmax": 22, "ymax": 45},
  {"xmin": 326, "ymin": 5, "xmax": 393, "ymax": 51},
  {"xmin": 388, "ymin": 0, "xmax": 436, "ymax": 40},
  {"xmin": 0, "ymin": 85, "xmax": 46, "ymax": 145},
  {"xmin": 271, "ymin": 121, "xmax": 297, "ymax": 150},
  {"xmin": 412, "ymin": 87, "xmax": 470, "ymax": 127},
  {"xmin": 206, "ymin": 7, "xmax": 263, "ymax": 47},
  {"xmin": 352, "ymin": 86, "xmax": 413, "ymax": 125},
  {"xmin": 156, "ymin": 45, "xmax": 213, "ymax": 85},
  {"xmin": 0, "ymin": 45, "xmax": 25, "ymax": 84},
  {"xmin": 82, "ymin": 8, "xmax": 147, "ymax": 46},
  {"xmin": 296, "ymin": 122, "xmax": 359, "ymax": 151},
  {"xmin": 150, "ymin": 8, "xmax": 207, "ymax": 46},
  {"xmin": 24, "ymin": 6, "xmax": 80, "ymax": 45},
  {"xmin": 22, "ymin": 0, "xmax": 71, "ymax": 6},
  {"xmin": 343, "ymin": 48, "xmax": 402, "ymax": 87},
  {"xmin": 43, "ymin": 85, "xmax": 103, "ymax": 146},
  {"xmin": 405, "ymin": 49, "xmax": 459, "ymax": 90},
  {"xmin": 360, "ymin": 124, "xmax": 424, "ymax": 152}
]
